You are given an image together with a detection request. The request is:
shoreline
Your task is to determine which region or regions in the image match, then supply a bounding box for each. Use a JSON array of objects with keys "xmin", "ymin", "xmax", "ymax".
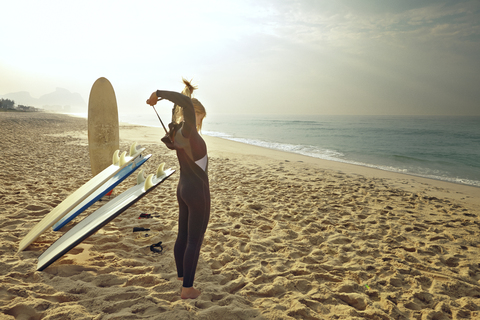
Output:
[
  {"xmin": 65, "ymin": 110, "xmax": 480, "ymax": 191},
  {"xmin": 1, "ymin": 111, "xmax": 479, "ymax": 320},
  {"xmin": 116, "ymin": 120, "xmax": 480, "ymax": 208}
]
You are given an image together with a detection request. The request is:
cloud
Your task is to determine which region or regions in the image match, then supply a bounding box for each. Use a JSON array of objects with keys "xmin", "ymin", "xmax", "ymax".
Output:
[
  {"xmin": 230, "ymin": 0, "xmax": 480, "ymax": 115},
  {"xmin": 1, "ymin": 0, "xmax": 479, "ymax": 115}
]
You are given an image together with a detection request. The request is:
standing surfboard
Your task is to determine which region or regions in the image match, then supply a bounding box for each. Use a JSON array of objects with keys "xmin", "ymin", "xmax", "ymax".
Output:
[
  {"xmin": 37, "ymin": 164, "xmax": 175, "ymax": 271},
  {"xmin": 18, "ymin": 143, "xmax": 146, "ymax": 252},
  {"xmin": 88, "ymin": 77, "xmax": 120, "ymax": 176}
]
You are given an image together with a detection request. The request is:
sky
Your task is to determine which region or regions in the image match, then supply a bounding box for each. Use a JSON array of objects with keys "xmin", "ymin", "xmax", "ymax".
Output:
[{"xmin": 1, "ymin": 0, "xmax": 479, "ymax": 116}]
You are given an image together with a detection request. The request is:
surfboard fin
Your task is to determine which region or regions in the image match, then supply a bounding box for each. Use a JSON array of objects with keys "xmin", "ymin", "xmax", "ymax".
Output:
[
  {"xmin": 112, "ymin": 150, "xmax": 120, "ymax": 166},
  {"xmin": 156, "ymin": 163, "xmax": 166, "ymax": 178},
  {"xmin": 144, "ymin": 174, "xmax": 154, "ymax": 191},
  {"xmin": 137, "ymin": 170, "xmax": 146, "ymax": 185},
  {"xmin": 129, "ymin": 142, "xmax": 138, "ymax": 157},
  {"xmin": 119, "ymin": 151, "xmax": 127, "ymax": 167},
  {"xmin": 131, "ymin": 154, "xmax": 144, "ymax": 169}
]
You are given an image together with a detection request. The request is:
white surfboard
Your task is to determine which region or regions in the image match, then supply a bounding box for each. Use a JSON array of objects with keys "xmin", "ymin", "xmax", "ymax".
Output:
[
  {"xmin": 52, "ymin": 154, "xmax": 152, "ymax": 231},
  {"xmin": 18, "ymin": 142, "xmax": 146, "ymax": 252},
  {"xmin": 37, "ymin": 164, "xmax": 175, "ymax": 271}
]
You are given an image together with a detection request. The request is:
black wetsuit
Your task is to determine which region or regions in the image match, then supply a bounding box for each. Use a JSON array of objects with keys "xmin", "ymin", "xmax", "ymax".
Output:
[{"xmin": 156, "ymin": 90, "xmax": 210, "ymax": 288}]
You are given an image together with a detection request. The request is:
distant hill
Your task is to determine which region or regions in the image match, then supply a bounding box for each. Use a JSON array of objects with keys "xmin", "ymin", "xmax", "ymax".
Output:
[
  {"xmin": 2, "ymin": 91, "xmax": 38, "ymax": 106},
  {"xmin": 1, "ymin": 88, "xmax": 86, "ymax": 112}
]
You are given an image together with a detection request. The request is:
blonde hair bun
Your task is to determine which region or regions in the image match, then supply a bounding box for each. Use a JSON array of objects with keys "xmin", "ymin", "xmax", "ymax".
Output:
[{"xmin": 181, "ymin": 78, "xmax": 198, "ymax": 98}]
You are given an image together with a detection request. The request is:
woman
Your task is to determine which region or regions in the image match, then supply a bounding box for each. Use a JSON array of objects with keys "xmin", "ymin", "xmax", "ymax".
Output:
[{"xmin": 146, "ymin": 80, "xmax": 210, "ymax": 299}]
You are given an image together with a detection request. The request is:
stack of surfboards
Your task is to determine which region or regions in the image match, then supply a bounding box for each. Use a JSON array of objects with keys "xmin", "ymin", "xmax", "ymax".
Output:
[
  {"xmin": 36, "ymin": 163, "xmax": 175, "ymax": 271},
  {"xmin": 18, "ymin": 77, "xmax": 176, "ymax": 271},
  {"xmin": 17, "ymin": 142, "xmax": 175, "ymax": 269},
  {"xmin": 18, "ymin": 142, "xmax": 146, "ymax": 252}
]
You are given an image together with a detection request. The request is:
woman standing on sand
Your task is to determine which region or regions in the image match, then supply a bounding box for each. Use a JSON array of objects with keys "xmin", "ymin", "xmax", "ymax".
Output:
[{"xmin": 146, "ymin": 80, "xmax": 210, "ymax": 300}]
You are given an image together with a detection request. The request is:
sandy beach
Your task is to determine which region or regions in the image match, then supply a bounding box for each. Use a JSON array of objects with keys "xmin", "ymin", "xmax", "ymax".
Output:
[{"xmin": 1, "ymin": 111, "xmax": 479, "ymax": 320}]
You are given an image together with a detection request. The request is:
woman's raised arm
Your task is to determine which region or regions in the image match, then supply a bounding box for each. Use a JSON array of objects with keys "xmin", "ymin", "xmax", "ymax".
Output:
[{"xmin": 152, "ymin": 90, "xmax": 196, "ymax": 138}]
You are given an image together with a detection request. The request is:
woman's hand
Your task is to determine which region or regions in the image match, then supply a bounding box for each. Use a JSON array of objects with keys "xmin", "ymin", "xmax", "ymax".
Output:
[{"xmin": 146, "ymin": 92, "xmax": 159, "ymax": 106}]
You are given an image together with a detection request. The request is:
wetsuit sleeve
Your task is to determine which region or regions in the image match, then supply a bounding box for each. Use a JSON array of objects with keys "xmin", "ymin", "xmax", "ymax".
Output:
[{"xmin": 156, "ymin": 90, "xmax": 196, "ymax": 138}]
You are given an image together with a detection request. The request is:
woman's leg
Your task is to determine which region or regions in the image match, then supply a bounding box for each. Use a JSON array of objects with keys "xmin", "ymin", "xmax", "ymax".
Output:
[
  {"xmin": 181, "ymin": 183, "xmax": 210, "ymax": 290},
  {"xmin": 174, "ymin": 188, "xmax": 189, "ymax": 280},
  {"xmin": 180, "ymin": 210, "xmax": 208, "ymax": 299}
]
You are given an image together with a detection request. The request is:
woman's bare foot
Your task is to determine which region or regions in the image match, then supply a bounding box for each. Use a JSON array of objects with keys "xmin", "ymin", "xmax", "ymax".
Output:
[{"xmin": 181, "ymin": 287, "xmax": 201, "ymax": 299}]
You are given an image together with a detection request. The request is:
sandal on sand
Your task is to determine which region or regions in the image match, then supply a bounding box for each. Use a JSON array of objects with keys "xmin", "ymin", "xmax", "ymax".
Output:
[
  {"xmin": 133, "ymin": 227, "xmax": 150, "ymax": 232},
  {"xmin": 150, "ymin": 241, "xmax": 163, "ymax": 254}
]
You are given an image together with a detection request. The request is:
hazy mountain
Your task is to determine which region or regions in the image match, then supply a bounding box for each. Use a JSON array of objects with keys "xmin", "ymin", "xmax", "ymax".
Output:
[
  {"xmin": 1, "ymin": 87, "xmax": 86, "ymax": 112},
  {"xmin": 1, "ymin": 91, "xmax": 38, "ymax": 106}
]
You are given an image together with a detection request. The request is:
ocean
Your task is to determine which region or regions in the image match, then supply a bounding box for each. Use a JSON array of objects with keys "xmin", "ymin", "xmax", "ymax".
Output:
[{"xmin": 72, "ymin": 112, "xmax": 480, "ymax": 188}]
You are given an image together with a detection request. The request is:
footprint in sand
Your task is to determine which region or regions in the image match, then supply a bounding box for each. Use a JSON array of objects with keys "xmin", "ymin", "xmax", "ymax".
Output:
[
  {"xmin": 4, "ymin": 304, "xmax": 43, "ymax": 320},
  {"xmin": 24, "ymin": 204, "xmax": 50, "ymax": 216},
  {"xmin": 92, "ymin": 274, "xmax": 126, "ymax": 288}
]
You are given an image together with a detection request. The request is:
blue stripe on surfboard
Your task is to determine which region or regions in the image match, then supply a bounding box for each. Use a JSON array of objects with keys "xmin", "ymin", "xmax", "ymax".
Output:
[{"xmin": 52, "ymin": 154, "xmax": 152, "ymax": 231}]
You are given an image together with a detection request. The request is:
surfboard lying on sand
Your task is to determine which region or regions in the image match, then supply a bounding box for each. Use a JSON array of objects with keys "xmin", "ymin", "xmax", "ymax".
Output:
[
  {"xmin": 37, "ymin": 164, "xmax": 175, "ymax": 271},
  {"xmin": 52, "ymin": 154, "xmax": 152, "ymax": 231},
  {"xmin": 18, "ymin": 142, "xmax": 146, "ymax": 252}
]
